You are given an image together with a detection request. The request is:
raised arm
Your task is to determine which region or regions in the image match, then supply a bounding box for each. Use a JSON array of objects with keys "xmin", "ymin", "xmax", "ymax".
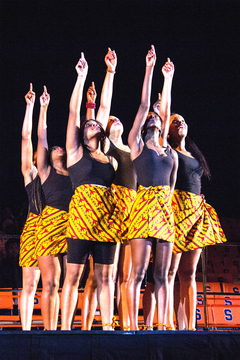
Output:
[
  {"xmin": 37, "ymin": 86, "xmax": 50, "ymax": 182},
  {"xmin": 96, "ymin": 48, "xmax": 117, "ymax": 130},
  {"xmin": 153, "ymin": 93, "xmax": 161, "ymax": 115},
  {"xmin": 159, "ymin": 58, "xmax": 174, "ymax": 147},
  {"xmin": 66, "ymin": 53, "xmax": 88, "ymax": 166},
  {"xmin": 21, "ymin": 83, "xmax": 36, "ymax": 185},
  {"xmin": 86, "ymin": 82, "xmax": 97, "ymax": 120},
  {"xmin": 128, "ymin": 45, "xmax": 156, "ymax": 158}
]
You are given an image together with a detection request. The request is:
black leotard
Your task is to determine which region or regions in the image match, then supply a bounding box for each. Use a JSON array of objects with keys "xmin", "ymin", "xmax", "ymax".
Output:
[
  {"xmin": 107, "ymin": 141, "xmax": 137, "ymax": 191},
  {"xmin": 133, "ymin": 145, "xmax": 174, "ymax": 187},
  {"xmin": 175, "ymin": 150, "xmax": 202, "ymax": 195}
]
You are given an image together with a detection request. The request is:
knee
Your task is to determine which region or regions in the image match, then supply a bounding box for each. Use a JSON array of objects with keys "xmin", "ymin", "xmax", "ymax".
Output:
[
  {"xmin": 42, "ymin": 277, "xmax": 59, "ymax": 295},
  {"xmin": 178, "ymin": 267, "xmax": 196, "ymax": 282},
  {"xmin": 168, "ymin": 267, "xmax": 178, "ymax": 282},
  {"xmin": 153, "ymin": 268, "xmax": 168, "ymax": 285},
  {"xmin": 87, "ymin": 273, "xmax": 98, "ymax": 290}
]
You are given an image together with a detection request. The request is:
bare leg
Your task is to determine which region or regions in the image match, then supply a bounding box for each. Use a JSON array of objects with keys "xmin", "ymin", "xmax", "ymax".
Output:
[
  {"xmin": 20, "ymin": 267, "xmax": 40, "ymax": 330},
  {"xmin": 116, "ymin": 240, "xmax": 132, "ymax": 330},
  {"xmin": 37, "ymin": 254, "xmax": 62, "ymax": 330},
  {"xmin": 94, "ymin": 263, "xmax": 115, "ymax": 330},
  {"xmin": 81, "ymin": 256, "xmax": 98, "ymax": 330},
  {"xmin": 153, "ymin": 240, "xmax": 174, "ymax": 330},
  {"xmin": 178, "ymin": 248, "xmax": 202, "ymax": 330},
  {"xmin": 127, "ymin": 238, "xmax": 152, "ymax": 330},
  {"xmin": 143, "ymin": 281, "xmax": 156, "ymax": 330},
  {"xmin": 167, "ymin": 252, "xmax": 182, "ymax": 329},
  {"xmin": 61, "ymin": 262, "xmax": 85, "ymax": 330}
]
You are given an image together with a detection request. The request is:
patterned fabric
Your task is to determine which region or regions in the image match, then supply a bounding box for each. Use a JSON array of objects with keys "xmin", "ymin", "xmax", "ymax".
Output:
[
  {"xmin": 19, "ymin": 213, "xmax": 40, "ymax": 267},
  {"xmin": 172, "ymin": 189, "xmax": 227, "ymax": 253},
  {"xmin": 36, "ymin": 206, "xmax": 68, "ymax": 256},
  {"xmin": 111, "ymin": 184, "xmax": 136, "ymax": 241},
  {"xmin": 128, "ymin": 185, "xmax": 174, "ymax": 242},
  {"xmin": 67, "ymin": 184, "xmax": 122, "ymax": 243}
]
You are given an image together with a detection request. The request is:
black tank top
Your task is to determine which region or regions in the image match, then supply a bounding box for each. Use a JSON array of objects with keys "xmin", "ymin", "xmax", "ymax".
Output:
[
  {"xmin": 107, "ymin": 141, "xmax": 137, "ymax": 191},
  {"xmin": 25, "ymin": 176, "xmax": 42, "ymax": 215},
  {"xmin": 68, "ymin": 149, "xmax": 115, "ymax": 190},
  {"xmin": 133, "ymin": 145, "xmax": 174, "ymax": 187},
  {"xmin": 42, "ymin": 167, "xmax": 73, "ymax": 212},
  {"xmin": 175, "ymin": 150, "xmax": 202, "ymax": 195}
]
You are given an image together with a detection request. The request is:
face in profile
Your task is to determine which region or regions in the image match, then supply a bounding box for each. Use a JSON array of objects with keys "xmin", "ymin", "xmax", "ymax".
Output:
[
  {"xmin": 169, "ymin": 114, "xmax": 188, "ymax": 141},
  {"xmin": 107, "ymin": 116, "xmax": 123, "ymax": 137}
]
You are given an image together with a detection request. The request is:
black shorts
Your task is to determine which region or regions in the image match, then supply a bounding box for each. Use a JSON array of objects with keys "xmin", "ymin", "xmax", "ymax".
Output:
[{"xmin": 67, "ymin": 239, "xmax": 117, "ymax": 265}]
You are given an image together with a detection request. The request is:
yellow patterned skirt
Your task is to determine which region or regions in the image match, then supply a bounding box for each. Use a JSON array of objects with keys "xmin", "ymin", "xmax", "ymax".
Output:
[
  {"xmin": 111, "ymin": 184, "xmax": 136, "ymax": 242},
  {"xmin": 172, "ymin": 189, "xmax": 227, "ymax": 253},
  {"xmin": 35, "ymin": 206, "xmax": 68, "ymax": 256},
  {"xmin": 67, "ymin": 184, "xmax": 122, "ymax": 243},
  {"xmin": 19, "ymin": 212, "xmax": 41, "ymax": 267},
  {"xmin": 128, "ymin": 185, "xmax": 174, "ymax": 242}
]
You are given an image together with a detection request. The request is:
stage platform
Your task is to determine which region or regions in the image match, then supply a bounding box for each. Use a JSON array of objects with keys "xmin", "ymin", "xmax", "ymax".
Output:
[{"xmin": 1, "ymin": 330, "xmax": 240, "ymax": 360}]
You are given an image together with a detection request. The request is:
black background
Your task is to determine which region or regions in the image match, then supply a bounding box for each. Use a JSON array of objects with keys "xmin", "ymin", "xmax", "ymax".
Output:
[{"xmin": 0, "ymin": 0, "xmax": 239, "ymax": 219}]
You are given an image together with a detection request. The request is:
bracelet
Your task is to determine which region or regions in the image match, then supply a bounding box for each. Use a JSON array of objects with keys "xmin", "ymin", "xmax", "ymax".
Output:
[
  {"xmin": 86, "ymin": 102, "xmax": 96, "ymax": 109},
  {"xmin": 106, "ymin": 69, "xmax": 116, "ymax": 74}
]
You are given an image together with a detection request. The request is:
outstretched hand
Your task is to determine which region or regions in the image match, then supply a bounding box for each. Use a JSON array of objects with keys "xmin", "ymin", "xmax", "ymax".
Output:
[
  {"xmin": 162, "ymin": 58, "xmax": 174, "ymax": 79},
  {"xmin": 153, "ymin": 93, "xmax": 161, "ymax": 115},
  {"xmin": 75, "ymin": 52, "xmax": 88, "ymax": 78},
  {"xmin": 146, "ymin": 45, "xmax": 156, "ymax": 68},
  {"xmin": 87, "ymin": 82, "xmax": 97, "ymax": 103},
  {"xmin": 105, "ymin": 47, "xmax": 117, "ymax": 72},
  {"xmin": 25, "ymin": 83, "xmax": 35, "ymax": 106},
  {"xmin": 40, "ymin": 86, "xmax": 50, "ymax": 107}
]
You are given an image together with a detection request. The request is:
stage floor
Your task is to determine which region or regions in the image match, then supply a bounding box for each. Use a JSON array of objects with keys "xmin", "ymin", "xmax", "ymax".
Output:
[{"xmin": 1, "ymin": 330, "xmax": 240, "ymax": 360}]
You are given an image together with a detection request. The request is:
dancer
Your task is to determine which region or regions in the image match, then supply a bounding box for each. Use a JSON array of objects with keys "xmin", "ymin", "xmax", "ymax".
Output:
[
  {"xmin": 19, "ymin": 83, "xmax": 41, "ymax": 330},
  {"xmin": 106, "ymin": 116, "xmax": 137, "ymax": 330},
  {"xmin": 167, "ymin": 113, "xmax": 227, "ymax": 330},
  {"xmin": 61, "ymin": 49, "xmax": 121, "ymax": 331},
  {"xmin": 127, "ymin": 46, "xmax": 178, "ymax": 330},
  {"xmin": 36, "ymin": 86, "xmax": 73, "ymax": 330}
]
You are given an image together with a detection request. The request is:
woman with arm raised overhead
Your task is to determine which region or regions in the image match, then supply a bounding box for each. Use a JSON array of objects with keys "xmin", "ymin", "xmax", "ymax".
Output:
[
  {"xmin": 61, "ymin": 49, "xmax": 121, "ymax": 331},
  {"xmin": 127, "ymin": 46, "xmax": 178, "ymax": 330}
]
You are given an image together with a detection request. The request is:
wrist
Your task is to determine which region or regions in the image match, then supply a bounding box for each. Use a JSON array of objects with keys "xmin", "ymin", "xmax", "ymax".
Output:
[
  {"xmin": 106, "ymin": 69, "xmax": 116, "ymax": 74},
  {"xmin": 86, "ymin": 102, "xmax": 96, "ymax": 109}
]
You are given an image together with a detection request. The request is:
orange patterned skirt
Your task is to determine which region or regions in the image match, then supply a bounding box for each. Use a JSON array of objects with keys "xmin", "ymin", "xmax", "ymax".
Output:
[
  {"xmin": 67, "ymin": 184, "xmax": 122, "ymax": 243},
  {"xmin": 111, "ymin": 184, "xmax": 136, "ymax": 241},
  {"xmin": 36, "ymin": 206, "xmax": 68, "ymax": 256},
  {"xmin": 172, "ymin": 189, "xmax": 227, "ymax": 253},
  {"xmin": 128, "ymin": 185, "xmax": 174, "ymax": 242},
  {"xmin": 19, "ymin": 212, "xmax": 40, "ymax": 267}
]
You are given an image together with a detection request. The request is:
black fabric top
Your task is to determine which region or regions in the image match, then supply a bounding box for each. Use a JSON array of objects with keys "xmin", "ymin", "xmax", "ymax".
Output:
[
  {"xmin": 175, "ymin": 150, "xmax": 202, "ymax": 195},
  {"xmin": 25, "ymin": 175, "xmax": 42, "ymax": 215},
  {"xmin": 42, "ymin": 167, "xmax": 73, "ymax": 212},
  {"xmin": 107, "ymin": 141, "xmax": 137, "ymax": 191},
  {"xmin": 133, "ymin": 145, "xmax": 174, "ymax": 187},
  {"xmin": 68, "ymin": 149, "xmax": 115, "ymax": 190}
]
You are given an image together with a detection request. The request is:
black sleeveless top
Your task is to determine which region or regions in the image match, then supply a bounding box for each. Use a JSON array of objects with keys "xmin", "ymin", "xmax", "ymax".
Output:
[
  {"xmin": 25, "ymin": 176, "xmax": 42, "ymax": 216},
  {"xmin": 42, "ymin": 167, "xmax": 73, "ymax": 212},
  {"xmin": 107, "ymin": 141, "xmax": 137, "ymax": 191},
  {"xmin": 133, "ymin": 145, "xmax": 174, "ymax": 187},
  {"xmin": 175, "ymin": 150, "xmax": 202, "ymax": 195},
  {"xmin": 68, "ymin": 149, "xmax": 115, "ymax": 190}
]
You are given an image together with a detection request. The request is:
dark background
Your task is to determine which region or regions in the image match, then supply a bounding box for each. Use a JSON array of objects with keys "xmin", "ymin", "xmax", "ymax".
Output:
[{"xmin": 0, "ymin": 0, "xmax": 239, "ymax": 223}]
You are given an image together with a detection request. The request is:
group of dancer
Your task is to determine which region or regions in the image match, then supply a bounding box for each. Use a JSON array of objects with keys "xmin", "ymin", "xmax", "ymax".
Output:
[{"xmin": 19, "ymin": 46, "xmax": 227, "ymax": 331}]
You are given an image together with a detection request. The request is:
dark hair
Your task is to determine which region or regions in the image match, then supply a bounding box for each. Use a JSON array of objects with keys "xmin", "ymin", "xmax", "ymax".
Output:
[
  {"xmin": 32, "ymin": 175, "xmax": 43, "ymax": 214},
  {"xmin": 79, "ymin": 119, "xmax": 107, "ymax": 153},
  {"xmin": 141, "ymin": 112, "xmax": 162, "ymax": 140}
]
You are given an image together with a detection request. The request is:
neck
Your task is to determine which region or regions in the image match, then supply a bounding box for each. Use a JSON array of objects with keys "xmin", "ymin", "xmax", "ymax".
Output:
[
  {"xmin": 52, "ymin": 158, "xmax": 66, "ymax": 172},
  {"xmin": 109, "ymin": 132, "xmax": 123, "ymax": 146},
  {"xmin": 145, "ymin": 130, "xmax": 160, "ymax": 146}
]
